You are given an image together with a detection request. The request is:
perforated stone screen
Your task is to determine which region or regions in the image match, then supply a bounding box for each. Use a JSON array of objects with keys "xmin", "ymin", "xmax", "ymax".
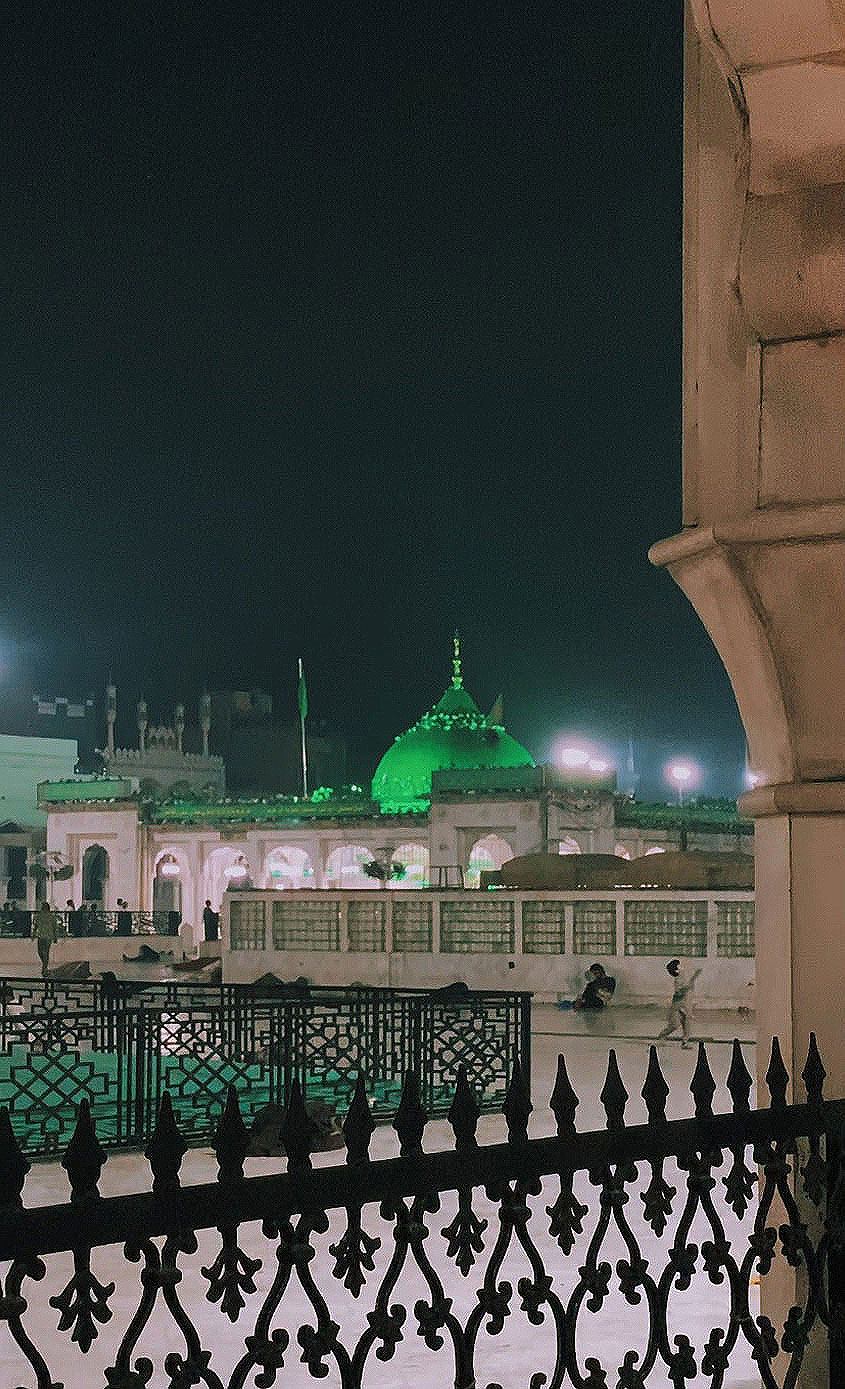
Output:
[
  {"xmin": 522, "ymin": 901, "xmax": 566, "ymax": 954},
  {"xmin": 347, "ymin": 900, "xmax": 386, "ymax": 952},
  {"xmin": 229, "ymin": 900, "xmax": 267, "ymax": 951},
  {"xmin": 573, "ymin": 901, "xmax": 616, "ymax": 956},
  {"xmin": 623, "ymin": 900, "xmax": 707, "ymax": 956},
  {"xmin": 716, "ymin": 901, "xmax": 755, "ymax": 957},
  {"xmin": 392, "ymin": 899, "xmax": 433, "ymax": 952},
  {"xmin": 271, "ymin": 899, "xmax": 340, "ymax": 951},
  {"xmin": 440, "ymin": 899, "xmax": 514, "ymax": 954}
]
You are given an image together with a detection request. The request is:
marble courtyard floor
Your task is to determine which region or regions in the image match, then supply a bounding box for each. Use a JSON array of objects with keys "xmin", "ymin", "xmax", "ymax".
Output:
[{"xmin": 2, "ymin": 1005, "xmax": 763, "ymax": 1387}]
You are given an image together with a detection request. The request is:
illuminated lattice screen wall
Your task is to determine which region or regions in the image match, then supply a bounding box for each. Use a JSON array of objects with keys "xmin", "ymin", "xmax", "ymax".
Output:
[
  {"xmin": 440, "ymin": 900, "xmax": 514, "ymax": 954},
  {"xmin": 347, "ymin": 900, "xmax": 386, "ymax": 952},
  {"xmin": 229, "ymin": 900, "xmax": 267, "ymax": 950},
  {"xmin": 271, "ymin": 900, "xmax": 340, "ymax": 951},
  {"xmin": 522, "ymin": 901, "xmax": 566, "ymax": 954},
  {"xmin": 716, "ymin": 901, "xmax": 755, "ymax": 957},
  {"xmin": 573, "ymin": 902, "xmax": 617, "ymax": 956},
  {"xmin": 392, "ymin": 899, "xmax": 433, "ymax": 952},
  {"xmin": 623, "ymin": 901, "xmax": 707, "ymax": 957}
]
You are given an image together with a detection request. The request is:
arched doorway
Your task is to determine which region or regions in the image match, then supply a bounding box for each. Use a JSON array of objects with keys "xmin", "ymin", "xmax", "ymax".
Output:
[
  {"xmin": 152, "ymin": 850, "xmax": 185, "ymax": 915},
  {"xmin": 82, "ymin": 845, "xmax": 109, "ymax": 903},
  {"xmin": 466, "ymin": 834, "xmax": 513, "ymax": 889},
  {"xmin": 324, "ymin": 845, "xmax": 371, "ymax": 889},
  {"xmin": 263, "ymin": 846, "xmax": 313, "ymax": 889},
  {"xmin": 391, "ymin": 843, "xmax": 429, "ymax": 889},
  {"xmin": 202, "ymin": 847, "xmax": 253, "ymax": 910}
]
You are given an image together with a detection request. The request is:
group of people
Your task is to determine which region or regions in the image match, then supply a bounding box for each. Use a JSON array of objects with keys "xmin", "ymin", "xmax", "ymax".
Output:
[
  {"xmin": 62, "ymin": 899, "xmax": 130, "ymax": 937},
  {"xmin": 567, "ymin": 957, "xmax": 702, "ymax": 1048}
]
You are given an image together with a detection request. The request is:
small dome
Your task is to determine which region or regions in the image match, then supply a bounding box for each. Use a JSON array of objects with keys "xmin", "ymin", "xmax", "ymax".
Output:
[{"xmin": 371, "ymin": 637, "xmax": 534, "ymax": 812}]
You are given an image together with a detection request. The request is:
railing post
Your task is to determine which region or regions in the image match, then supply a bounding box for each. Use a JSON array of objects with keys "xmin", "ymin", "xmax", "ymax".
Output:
[
  {"xmin": 829, "ymin": 1115, "xmax": 845, "ymax": 1385},
  {"xmin": 519, "ymin": 993, "xmax": 532, "ymax": 1100},
  {"xmin": 130, "ymin": 1006, "xmax": 148, "ymax": 1147},
  {"xmin": 414, "ymin": 994, "xmax": 428, "ymax": 1111}
]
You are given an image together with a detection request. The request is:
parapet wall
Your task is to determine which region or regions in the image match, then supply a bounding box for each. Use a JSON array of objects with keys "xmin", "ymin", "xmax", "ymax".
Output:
[{"xmin": 221, "ymin": 888, "xmax": 755, "ymax": 1008}]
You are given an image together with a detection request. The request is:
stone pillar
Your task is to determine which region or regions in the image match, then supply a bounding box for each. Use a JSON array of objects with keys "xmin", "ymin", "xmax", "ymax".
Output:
[
  {"xmin": 653, "ymin": 0, "xmax": 845, "ymax": 1091},
  {"xmin": 652, "ymin": 6, "xmax": 845, "ymax": 1382},
  {"xmin": 183, "ymin": 838, "xmax": 203, "ymax": 931}
]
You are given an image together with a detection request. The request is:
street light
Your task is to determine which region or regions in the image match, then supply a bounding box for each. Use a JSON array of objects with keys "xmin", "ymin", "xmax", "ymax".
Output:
[{"xmin": 667, "ymin": 761, "xmax": 695, "ymax": 807}]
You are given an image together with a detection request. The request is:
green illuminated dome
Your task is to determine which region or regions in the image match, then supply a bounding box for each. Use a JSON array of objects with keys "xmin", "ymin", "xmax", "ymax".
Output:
[{"xmin": 371, "ymin": 636, "xmax": 534, "ymax": 813}]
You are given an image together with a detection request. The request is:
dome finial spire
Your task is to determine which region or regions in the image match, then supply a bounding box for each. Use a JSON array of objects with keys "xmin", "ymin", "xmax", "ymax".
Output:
[{"xmin": 452, "ymin": 629, "xmax": 463, "ymax": 689}]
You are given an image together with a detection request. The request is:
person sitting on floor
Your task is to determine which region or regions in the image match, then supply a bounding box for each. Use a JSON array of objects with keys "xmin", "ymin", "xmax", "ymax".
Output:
[{"xmin": 572, "ymin": 962, "xmax": 617, "ymax": 1010}]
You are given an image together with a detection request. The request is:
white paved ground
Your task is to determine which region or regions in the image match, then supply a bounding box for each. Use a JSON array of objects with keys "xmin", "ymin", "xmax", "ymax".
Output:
[{"xmin": 1, "ymin": 1005, "xmax": 765, "ymax": 1388}]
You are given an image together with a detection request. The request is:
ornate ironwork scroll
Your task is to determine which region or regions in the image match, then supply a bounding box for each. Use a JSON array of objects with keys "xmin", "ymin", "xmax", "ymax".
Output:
[{"xmin": 0, "ymin": 1033, "xmax": 840, "ymax": 1387}]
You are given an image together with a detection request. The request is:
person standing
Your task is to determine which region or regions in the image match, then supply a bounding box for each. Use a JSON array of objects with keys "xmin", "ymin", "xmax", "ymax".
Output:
[
  {"xmin": 67, "ymin": 899, "xmax": 83, "ymax": 937},
  {"xmin": 202, "ymin": 899, "xmax": 220, "ymax": 942},
  {"xmin": 32, "ymin": 901, "xmax": 58, "ymax": 978},
  {"xmin": 658, "ymin": 958, "xmax": 701, "ymax": 1048},
  {"xmin": 116, "ymin": 899, "xmax": 133, "ymax": 936}
]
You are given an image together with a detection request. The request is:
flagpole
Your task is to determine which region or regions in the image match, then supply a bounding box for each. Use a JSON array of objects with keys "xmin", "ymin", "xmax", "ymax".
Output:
[{"xmin": 298, "ymin": 658, "xmax": 309, "ymax": 798}]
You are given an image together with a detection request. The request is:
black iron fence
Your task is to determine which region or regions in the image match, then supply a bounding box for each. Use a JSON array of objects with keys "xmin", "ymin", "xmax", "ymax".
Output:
[
  {"xmin": 0, "ymin": 908, "xmax": 174, "ymax": 938},
  {"xmin": 0, "ymin": 1035, "xmax": 841, "ymax": 1387},
  {"xmin": 0, "ymin": 981, "xmax": 530, "ymax": 1153}
]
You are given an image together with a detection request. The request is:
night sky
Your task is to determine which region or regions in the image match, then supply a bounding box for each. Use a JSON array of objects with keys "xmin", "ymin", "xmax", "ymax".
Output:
[{"xmin": 0, "ymin": 2, "xmax": 746, "ymax": 797}]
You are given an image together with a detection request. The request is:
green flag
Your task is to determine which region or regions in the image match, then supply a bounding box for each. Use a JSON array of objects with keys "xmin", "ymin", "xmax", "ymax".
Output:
[{"xmin": 297, "ymin": 659, "xmax": 308, "ymax": 721}]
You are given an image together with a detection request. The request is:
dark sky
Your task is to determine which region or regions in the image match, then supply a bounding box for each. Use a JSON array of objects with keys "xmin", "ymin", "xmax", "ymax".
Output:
[{"xmin": 0, "ymin": 1, "xmax": 746, "ymax": 797}]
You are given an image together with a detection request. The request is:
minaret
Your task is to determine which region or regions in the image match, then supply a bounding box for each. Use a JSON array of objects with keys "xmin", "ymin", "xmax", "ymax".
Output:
[
  {"xmin": 451, "ymin": 629, "xmax": 463, "ymax": 689},
  {"xmin": 200, "ymin": 691, "xmax": 211, "ymax": 758},
  {"xmin": 106, "ymin": 679, "xmax": 117, "ymax": 757},
  {"xmin": 174, "ymin": 703, "xmax": 185, "ymax": 754},
  {"xmin": 137, "ymin": 698, "xmax": 148, "ymax": 753}
]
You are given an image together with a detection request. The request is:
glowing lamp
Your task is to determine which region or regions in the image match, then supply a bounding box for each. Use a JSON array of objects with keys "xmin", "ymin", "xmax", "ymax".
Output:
[
  {"xmin": 745, "ymin": 769, "xmax": 762, "ymax": 789},
  {"xmin": 159, "ymin": 855, "xmax": 180, "ymax": 878},
  {"xmin": 667, "ymin": 760, "xmax": 697, "ymax": 806},
  {"xmin": 560, "ymin": 746, "xmax": 590, "ymax": 769},
  {"xmin": 224, "ymin": 856, "xmax": 249, "ymax": 881}
]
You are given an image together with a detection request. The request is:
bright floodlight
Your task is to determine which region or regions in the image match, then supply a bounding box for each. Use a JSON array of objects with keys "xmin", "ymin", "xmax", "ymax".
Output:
[
  {"xmin": 667, "ymin": 760, "xmax": 697, "ymax": 806},
  {"xmin": 745, "ymin": 769, "xmax": 762, "ymax": 789},
  {"xmin": 560, "ymin": 746, "xmax": 590, "ymax": 769},
  {"xmin": 588, "ymin": 758, "xmax": 609, "ymax": 774}
]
